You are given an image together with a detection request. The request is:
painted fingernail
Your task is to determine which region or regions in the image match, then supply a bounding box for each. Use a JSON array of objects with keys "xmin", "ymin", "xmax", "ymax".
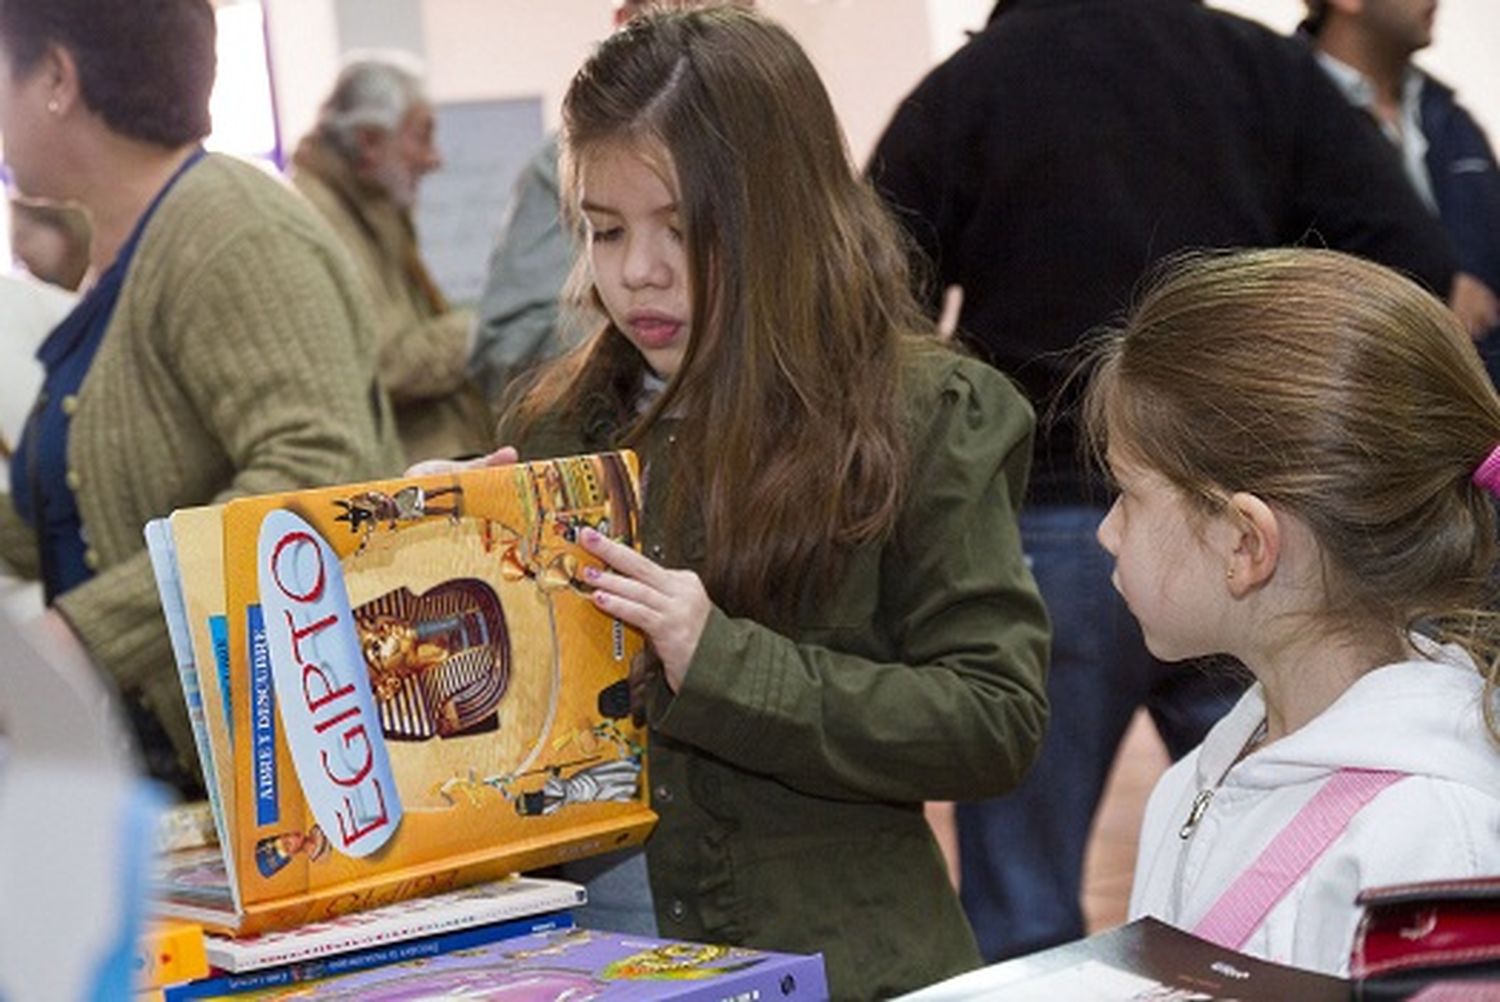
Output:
[{"xmin": 584, "ymin": 566, "xmax": 600, "ymax": 581}]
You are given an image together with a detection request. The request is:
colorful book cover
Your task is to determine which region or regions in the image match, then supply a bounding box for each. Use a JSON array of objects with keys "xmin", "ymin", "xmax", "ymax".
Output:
[
  {"xmin": 205, "ymin": 876, "xmax": 586, "ymax": 972},
  {"xmin": 148, "ymin": 452, "xmax": 655, "ymax": 936},
  {"xmin": 165, "ymin": 912, "xmax": 574, "ymax": 999},
  {"xmin": 177, "ymin": 927, "xmax": 829, "ymax": 1001}
]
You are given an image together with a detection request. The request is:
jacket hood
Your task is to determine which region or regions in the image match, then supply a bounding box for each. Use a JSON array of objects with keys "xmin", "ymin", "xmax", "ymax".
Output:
[{"xmin": 1199, "ymin": 646, "xmax": 1500, "ymax": 799}]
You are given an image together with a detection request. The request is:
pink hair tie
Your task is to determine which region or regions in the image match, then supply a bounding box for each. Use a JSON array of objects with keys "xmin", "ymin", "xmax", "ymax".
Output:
[{"xmin": 1475, "ymin": 445, "xmax": 1500, "ymax": 498}]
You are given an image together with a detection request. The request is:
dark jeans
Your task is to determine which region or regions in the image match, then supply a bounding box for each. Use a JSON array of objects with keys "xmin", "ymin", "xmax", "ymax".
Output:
[{"xmin": 957, "ymin": 504, "xmax": 1247, "ymax": 962}]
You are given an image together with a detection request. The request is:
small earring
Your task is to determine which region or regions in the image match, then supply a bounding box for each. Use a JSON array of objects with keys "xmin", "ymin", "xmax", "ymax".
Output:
[
  {"xmin": 1226, "ymin": 568, "xmax": 1235, "ymax": 581},
  {"xmin": 46, "ymin": 98, "xmax": 61, "ymax": 114}
]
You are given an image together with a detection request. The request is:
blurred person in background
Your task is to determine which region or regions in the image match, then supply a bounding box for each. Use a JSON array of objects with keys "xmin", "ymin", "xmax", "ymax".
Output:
[
  {"xmin": 0, "ymin": 0, "xmax": 401, "ymax": 795},
  {"xmin": 9, "ymin": 194, "xmax": 89, "ymax": 290},
  {"xmin": 1301, "ymin": 0, "xmax": 1500, "ymax": 384},
  {"xmin": 292, "ymin": 51, "xmax": 494, "ymax": 465}
]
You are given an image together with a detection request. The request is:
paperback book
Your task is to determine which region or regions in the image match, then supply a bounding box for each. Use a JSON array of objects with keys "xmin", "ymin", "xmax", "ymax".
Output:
[
  {"xmin": 173, "ymin": 926, "xmax": 829, "ymax": 1001},
  {"xmin": 899, "ymin": 916, "xmax": 1348, "ymax": 1001},
  {"xmin": 145, "ymin": 452, "xmax": 656, "ymax": 936}
]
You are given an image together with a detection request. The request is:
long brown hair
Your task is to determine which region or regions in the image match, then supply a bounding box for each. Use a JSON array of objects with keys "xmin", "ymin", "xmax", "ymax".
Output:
[
  {"xmin": 513, "ymin": 6, "xmax": 933, "ymax": 623},
  {"xmin": 1083, "ymin": 248, "xmax": 1500, "ymax": 737}
]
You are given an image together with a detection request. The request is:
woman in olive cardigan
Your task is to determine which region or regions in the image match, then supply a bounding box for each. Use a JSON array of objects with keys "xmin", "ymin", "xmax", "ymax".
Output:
[
  {"xmin": 0, "ymin": 0, "xmax": 402, "ymax": 791},
  {"xmin": 489, "ymin": 9, "xmax": 1051, "ymax": 997}
]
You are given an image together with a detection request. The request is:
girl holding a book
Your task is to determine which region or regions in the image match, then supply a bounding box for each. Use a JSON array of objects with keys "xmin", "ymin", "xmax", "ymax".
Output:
[{"xmin": 491, "ymin": 7, "xmax": 1050, "ymax": 997}]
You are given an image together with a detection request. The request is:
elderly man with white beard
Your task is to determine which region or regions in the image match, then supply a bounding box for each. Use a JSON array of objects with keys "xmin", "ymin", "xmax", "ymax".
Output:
[{"xmin": 292, "ymin": 52, "xmax": 494, "ymax": 465}]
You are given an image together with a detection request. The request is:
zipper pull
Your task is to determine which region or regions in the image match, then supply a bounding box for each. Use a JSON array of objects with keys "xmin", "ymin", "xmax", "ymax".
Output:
[{"xmin": 1179, "ymin": 789, "xmax": 1214, "ymax": 840}]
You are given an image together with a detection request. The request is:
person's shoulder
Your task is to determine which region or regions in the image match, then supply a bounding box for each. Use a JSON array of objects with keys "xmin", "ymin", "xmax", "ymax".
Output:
[
  {"xmin": 145, "ymin": 154, "xmax": 345, "ymax": 269},
  {"xmin": 901, "ymin": 341, "xmax": 1033, "ymax": 420},
  {"xmin": 896, "ymin": 341, "xmax": 1036, "ymax": 468}
]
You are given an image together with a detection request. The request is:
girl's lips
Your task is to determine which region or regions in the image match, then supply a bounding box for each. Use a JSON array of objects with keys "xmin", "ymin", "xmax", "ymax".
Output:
[{"xmin": 629, "ymin": 317, "xmax": 683, "ymax": 349}]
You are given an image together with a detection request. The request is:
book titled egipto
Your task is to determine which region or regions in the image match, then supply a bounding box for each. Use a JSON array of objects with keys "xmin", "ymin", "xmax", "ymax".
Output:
[{"xmin": 145, "ymin": 451, "xmax": 657, "ymax": 936}]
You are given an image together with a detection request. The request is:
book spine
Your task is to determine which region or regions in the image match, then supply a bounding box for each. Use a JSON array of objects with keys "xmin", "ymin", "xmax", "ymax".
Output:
[{"xmin": 163, "ymin": 912, "xmax": 572, "ymax": 1000}]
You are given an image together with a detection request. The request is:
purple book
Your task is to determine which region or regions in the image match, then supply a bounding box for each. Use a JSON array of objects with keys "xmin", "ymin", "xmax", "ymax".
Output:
[{"xmin": 217, "ymin": 926, "xmax": 829, "ymax": 1000}]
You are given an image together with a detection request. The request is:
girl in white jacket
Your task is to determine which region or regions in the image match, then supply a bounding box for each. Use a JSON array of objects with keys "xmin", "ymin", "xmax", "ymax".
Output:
[{"xmin": 1081, "ymin": 248, "xmax": 1500, "ymax": 976}]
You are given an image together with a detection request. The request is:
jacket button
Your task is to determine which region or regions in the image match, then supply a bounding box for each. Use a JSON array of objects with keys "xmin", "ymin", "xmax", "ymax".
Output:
[
  {"xmin": 653, "ymin": 784, "xmax": 673, "ymax": 805},
  {"xmin": 668, "ymin": 898, "xmax": 687, "ymax": 922},
  {"xmin": 65, "ymin": 469, "xmax": 82, "ymax": 491},
  {"xmin": 83, "ymin": 548, "xmax": 101, "ymax": 570},
  {"xmin": 60, "ymin": 394, "xmax": 79, "ymax": 416}
]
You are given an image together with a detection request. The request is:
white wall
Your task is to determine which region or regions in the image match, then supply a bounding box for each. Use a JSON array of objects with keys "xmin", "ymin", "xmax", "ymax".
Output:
[{"xmin": 262, "ymin": 0, "xmax": 977, "ymax": 168}]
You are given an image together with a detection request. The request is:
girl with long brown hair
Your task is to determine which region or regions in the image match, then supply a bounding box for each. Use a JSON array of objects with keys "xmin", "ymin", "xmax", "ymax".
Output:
[
  {"xmin": 498, "ymin": 6, "xmax": 1049, "ymax": 996},
  {"xmin": 1085, "ymin": 248, "xmax": 1500, "ymax": 975}
]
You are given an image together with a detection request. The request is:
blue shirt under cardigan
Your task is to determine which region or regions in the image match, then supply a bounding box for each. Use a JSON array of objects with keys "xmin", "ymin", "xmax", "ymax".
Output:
[{"xmin": 10, "ymin": 149, "xmax": 205, "ymax": 602}]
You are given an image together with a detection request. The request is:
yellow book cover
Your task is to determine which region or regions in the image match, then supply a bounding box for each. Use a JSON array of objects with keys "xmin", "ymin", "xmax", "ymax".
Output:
[{"xmin": 152, "ymin": 452, "xmax": 655, "ymax": 935}]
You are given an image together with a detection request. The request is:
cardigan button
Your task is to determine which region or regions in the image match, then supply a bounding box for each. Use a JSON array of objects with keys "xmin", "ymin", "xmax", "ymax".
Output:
[
  {"xmin": 649, "ymin": 543, "xmax": 664, "ymax": 560},
  {"xmin": 65, "ymin": 469, "xmax": 82, "ymax": 491},
  {"xmin": 668, "ymin": 898, "xmax": 687, "ymax": 922},
  {"xmin": 83, "ymin": 548, "xmax": 101, "ymax": 570},
  {"xmin": 60, "ymin": 394, "xmax": 79, "ymax": 416},
  {"xmin": 653, "ymin": 784, "xmax": 673, "ymax": 805}
]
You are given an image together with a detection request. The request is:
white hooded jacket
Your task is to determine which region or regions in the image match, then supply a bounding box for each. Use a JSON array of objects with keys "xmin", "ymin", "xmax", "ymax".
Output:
[{"xmin": 1129, "ymin": 649, "xmax": 1500, "ymax": 976}]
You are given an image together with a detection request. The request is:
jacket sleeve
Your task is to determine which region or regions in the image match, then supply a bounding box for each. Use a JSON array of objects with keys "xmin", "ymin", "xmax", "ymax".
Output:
[
  {"xmin": 469, "ymin": 143, "xmax": 577, "ymax": 407},
  {"xmin": 647, "ymin": 359, "xmax": 1051, "ymax": 803},
  {"xmin": 1288, "ymin": 50, "xmax": 1456, "ymax": 296},
  {"xmin": 56, "ymin": 219, "xmax": 402, "ymax": 696}
]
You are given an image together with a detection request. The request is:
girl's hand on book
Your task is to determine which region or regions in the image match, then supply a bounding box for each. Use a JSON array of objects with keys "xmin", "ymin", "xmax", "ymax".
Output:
[
  {"xmin": 404, "ymin": 446, "xmax": 518, "ymax": 478},
  {"xmin": 580, "ymin": 528, "xmax": 710, "ymax": 692}
]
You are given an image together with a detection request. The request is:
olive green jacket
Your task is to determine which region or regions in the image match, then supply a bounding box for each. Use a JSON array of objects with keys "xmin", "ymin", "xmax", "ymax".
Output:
[
  {"xmin": 507, "ymin": 345, "xmax": 1050, "ymax": 999},
  {"xmin": 0, "ymin": 154, "xmax": 404, "ymax": 787}
]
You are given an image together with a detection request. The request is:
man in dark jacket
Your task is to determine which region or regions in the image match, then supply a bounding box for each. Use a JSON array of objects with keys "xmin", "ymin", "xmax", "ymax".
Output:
[
  {"xmin": 869, "ymin": 0, "xmax": 1456, "ymax": 963},
  {"xmin": 1303, "ymin": 0, "xmax": 1500, "ymax": 382}
]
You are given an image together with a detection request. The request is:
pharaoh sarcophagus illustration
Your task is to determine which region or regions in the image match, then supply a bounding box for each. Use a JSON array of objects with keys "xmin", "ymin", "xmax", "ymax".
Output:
[{"xmin": 354, "ymin": 579, "xmax": 511, "ymax": 741}]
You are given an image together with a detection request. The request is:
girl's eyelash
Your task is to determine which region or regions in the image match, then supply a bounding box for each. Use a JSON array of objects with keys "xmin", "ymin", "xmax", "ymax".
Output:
[{"xmin": 590, "ymin": 227, "xmax": 623, "ymax": 243}]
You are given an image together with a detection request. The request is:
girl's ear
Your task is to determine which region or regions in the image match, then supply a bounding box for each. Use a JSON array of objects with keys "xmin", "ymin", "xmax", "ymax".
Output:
[
  {"xmin": 1222, "ymin": 491, "xmax": 1280, "ymax": 598},
  {"xmin": 44, "ymin": 44, "xmax": 82, "ymax": 115}
]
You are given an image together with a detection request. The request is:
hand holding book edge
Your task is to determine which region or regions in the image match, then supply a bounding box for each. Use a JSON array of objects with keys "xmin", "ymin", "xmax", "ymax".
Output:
[{"xmin": 580, "ymin": 526, "xmax": 710, "ymax": 692}]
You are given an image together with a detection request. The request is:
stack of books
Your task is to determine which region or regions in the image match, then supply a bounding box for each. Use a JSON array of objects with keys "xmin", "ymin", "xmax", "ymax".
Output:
[
  {"xmin": 159, "ymin": 876, "xmax": 581, "ymax": 999},
  {"xmin": 141, "ymin": 453, "xmax": 831, "ymax": 999},
  {"xmin": 171, "ymin": 925, "xmax": 828, "ymax": 1000}
]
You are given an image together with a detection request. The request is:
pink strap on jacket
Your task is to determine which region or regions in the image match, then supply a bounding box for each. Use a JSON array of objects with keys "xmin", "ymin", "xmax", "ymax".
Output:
[{"xmin": 1191, "ymin": 768, "xmax": 1408, "ymax": 950}]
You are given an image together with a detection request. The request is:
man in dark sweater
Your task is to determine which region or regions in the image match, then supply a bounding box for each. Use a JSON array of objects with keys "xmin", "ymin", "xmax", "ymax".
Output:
[{"xmin": 869, "ymin": 0, "xmax": 1455, "ymax": 963}]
